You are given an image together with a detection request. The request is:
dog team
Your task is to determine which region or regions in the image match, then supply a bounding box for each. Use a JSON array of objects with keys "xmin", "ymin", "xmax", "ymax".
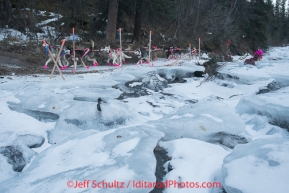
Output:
[
  {"xmin": 44, "ymin": 40, "xmax": 100, "ymax": 70},
  {"xmin": 43, "ymin": 38, "xmax": 189, "ymax": 70},
  {"xmin": 44, "ymin": 40, "xmax": 263, "ymax": 69}
]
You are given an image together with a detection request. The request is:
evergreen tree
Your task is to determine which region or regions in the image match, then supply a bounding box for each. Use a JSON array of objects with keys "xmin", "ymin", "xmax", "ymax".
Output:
[
  {"xmin": 272, "ymin": 0, "xmax": 282, "ymax": 44},
  {"xmin": 241, "ymin": 0, "xmax": 269, "ymax": 50},
  {"xmin": 280, "ymin": 0, "xmax": 288, "ymax": 43},
  {"xmin": 266, "ymin": 0, "xmax": 276, "ymax": 45}
]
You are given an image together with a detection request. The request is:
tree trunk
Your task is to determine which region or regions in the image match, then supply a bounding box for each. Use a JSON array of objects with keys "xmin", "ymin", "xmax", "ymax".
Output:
[
  {"xmin": 0, "ymin": 0, "xmax": 4, "ymax": 26},
  {"xmin": 132, "ymin": 0, "xmax": 143, "ymax": 48},
  {"xmin": 0, "ymin": 0, "xmax": 14, "ymax": 27},
  {"xmin": 106, "ymin": 0, "xmax": 119, "ymax": 44},
  {"xmin": 193, "ymin": 0, "xmax": 201, "ymax": 35}
]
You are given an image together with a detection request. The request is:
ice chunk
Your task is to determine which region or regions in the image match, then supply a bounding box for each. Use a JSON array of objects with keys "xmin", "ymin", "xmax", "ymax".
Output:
[
  {"xmin": 48, "ymin": 99, "xmax": 143, "ymax": 144},
  {"xmin": 142, "ymin": 72, "xmax": 168, "ymax": 91},
  {"xmin": 72, "ymin": 87, "xmax": 122, "ymax": 102},
  {"xmin": 0, "ymin": 127, "xmax": 164, "ymax": 193},
  {"xmin": 246, "ymin": 116, "xmax": 267, "ymax": 131},
  {"xmin": 201, "ymin": 114, "xmax": 223, "ymax": 123},
  {"xmin": 160, "ymin": 138, "xmax": 229, "ymax": 193},
  {"xmin": 241, "ymin": 114, "xmax": 289, "ymax": 140},
  {"xmin": 208, "ymin": 131, "xmax": 248, "ymax": 149},
  {"xmin": 0, "ymin": 154, "xmax": 16, "ymax": 182},
  {"xmin": 236, "ymin": 87, "xmax": 289, "ymax": 130},
  {"xmin": 222, "ymin": 138, "xmax": 289, "ymax": 193},
  {"xmin": 15, "ymin": 134, "xmax": 45, "ymax": 148},
  {"xmin": 201, "ymin": 53, "xmax": 209, "ymax": 59},
  {"xmin": 12, "ymin": 85, "xmax": 74, "ymax": 115},
  {"xmin": 157, "ymin": 67, "xmax": 203, "ymax": 83},
  {"xmin": 150, "ymin": 100, "xmax": 247, "ymax": 145}
]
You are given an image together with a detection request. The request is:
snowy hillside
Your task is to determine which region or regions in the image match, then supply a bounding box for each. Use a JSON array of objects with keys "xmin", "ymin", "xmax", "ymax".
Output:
[{"xmin": 0, "ymin": 46, "xmax": 288, "ymax": 193}]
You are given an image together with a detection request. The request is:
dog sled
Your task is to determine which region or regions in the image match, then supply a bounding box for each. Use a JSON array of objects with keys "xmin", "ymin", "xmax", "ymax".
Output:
[{"xmin": 244, "ymin": 49, "xmax": 263, "ymax": 65}]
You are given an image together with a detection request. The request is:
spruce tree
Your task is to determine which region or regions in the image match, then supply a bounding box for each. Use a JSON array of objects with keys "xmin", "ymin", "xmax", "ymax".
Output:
[{"xmin": 241, "ymin": 0, "xmax": 269, "ymax": 50}]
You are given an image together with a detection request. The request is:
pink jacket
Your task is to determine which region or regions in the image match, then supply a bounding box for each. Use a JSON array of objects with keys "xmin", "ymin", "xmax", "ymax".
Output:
[{"xmin": 254, "ymin": 49, "xmax": 263, "ymax": 58}]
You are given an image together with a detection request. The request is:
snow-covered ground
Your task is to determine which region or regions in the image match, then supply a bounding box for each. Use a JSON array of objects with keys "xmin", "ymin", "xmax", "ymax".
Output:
[{"xmin": 0, "ymin": 46, "xmax": 289, "ymax": 193}]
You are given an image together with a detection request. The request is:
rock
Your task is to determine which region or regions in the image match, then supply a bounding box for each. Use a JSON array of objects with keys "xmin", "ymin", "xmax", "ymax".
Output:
[
  {"xmin": 0, "ymin": 134, "xmax": 43, "ymax": 173},
  {"xmin": 0, "ymin": 145, "xmax": 36, "ymax": 172},
  {"xmin": 208, "ymin": 131, "xmax": 248, "ymax": 149}
]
